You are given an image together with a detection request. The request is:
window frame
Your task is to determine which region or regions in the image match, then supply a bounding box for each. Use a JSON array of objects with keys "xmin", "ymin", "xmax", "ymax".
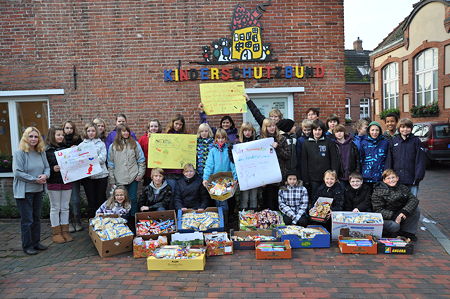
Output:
[
  {"xmin": 414, "ymin": 48, "xmax": 438, "ymax": 106},
  {"xmin": 345, "ymin": 98, "xmax": 351, "ymax": 120},
  {"xmin": 359, "ymin": 98, "xmax": 370, "ymax": 119},
  {"xmin": 382, "ymin": 62, "xmax": 399, "ymax": 110}
]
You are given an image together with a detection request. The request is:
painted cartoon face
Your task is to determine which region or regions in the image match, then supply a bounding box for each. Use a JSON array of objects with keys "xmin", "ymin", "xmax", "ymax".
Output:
[
  {"xmin": 221, "ymin": 119, "xmax": 231, "ymax": 130},
  {"xmin": 149, "ymin": 121, "xmax": 159, "ymax": 134},
  {"xmin": 399, "ymin": 125, "xmax": 412, "ymax": 137},
  {"xmin": 385, "ymin": 116, "xmax": 397, "ymax": 132},
  {"xmin": 173, "ymin": 120, "xmax": 183, "ymax": 132},
  {"xmin": 114, "ymin": 189, "xmax": 126, "ymax": 204},
  {"xmin": 63, "ymin": 123, "xmax": 74, "ymax": 135},
  {"xmin": 267, "ymin": 124, "xmax": 276, "ymax": 134},
  {"xmin": 86, "ymin": 127, "xmax": 97, "ymax": 140},
  {"xmin": 243, "ymin": 129, "xmax": 253, "ymax": 138},
  {"xmin": 334, "ymin": 131, "xmax": 345, "ymax": 140},
  {"xmin": 383, "ymin": 174, "xmax": 399, "ymax": 187},
  {"xmin": 183, "ymin": 167, "xmax": 195, "ymax": 179},
  {"xmin": 369, "ymin": 125, "xmax": 380, "ymax": 139},
  {"xmin": 313, "ymin": 127, "xmax": 322, "ymax": 139},
  {"xmin": 349, "ymin": 178, "xmax": 363, "ymax": 190},
  {"xmin": 307, "ymin": 111, "xmax": 318, "ymax": 120},
  {"xmin": 116, "ymin": 116, "xmax": 126, "ymax": 126},
  {"xmin": 121, "ymin": 129, "xmax": 130, "ymax": 139},
  {"xmin": 152, "ymin": 173, "xmax": 164, "ymax": 186},
  {"xmin": 324, "ymin": 173, "xmax": 336, "ymax": 188},
  {"xmin": 55, "ymin": 130, "xmax": 65, "ymax": 144},
  {"xmin": 287, "ymin": 175, "xmax": 297, "ymax": 186},
  {"xmin": 199, "ymin": 128, "xmax": 210, "ymax": 139},
  {"xmin": 27, "ymin": 131, "xmax": 39, "ymax": 147}
]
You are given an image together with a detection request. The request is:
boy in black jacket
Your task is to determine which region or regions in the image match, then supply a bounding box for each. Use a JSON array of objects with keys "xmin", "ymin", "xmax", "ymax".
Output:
[
  {"xmin": 343, "ymin": 172, "xmax": 372, "ymax": 212},
  {"xmin": 138, "ymin": 168, "xmax": 172, "ymax": 211},
  {"xmin": 334, "ymin": 124, "xmax": 360, "ymax": 190},
  {"xmin": 173, "ymin": 164, "xmax": 210, "ymax": 210}
]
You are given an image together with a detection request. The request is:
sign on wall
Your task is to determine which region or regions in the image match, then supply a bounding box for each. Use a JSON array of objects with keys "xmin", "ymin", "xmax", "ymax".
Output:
[
  {"xmin": 148, "ymin": 134, "xmax": 197, "ymax": 169},
  {"xmin": 199, "ymin": 82, "xmax": 247, "ymax": 115}
]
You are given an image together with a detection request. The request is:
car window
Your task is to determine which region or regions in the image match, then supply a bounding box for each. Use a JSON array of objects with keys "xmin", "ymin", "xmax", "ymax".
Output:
[
  {"xmin": 413, "ymin": 124, "xmax": 428, "ymax": 137},
  {"xmin": 434, "ymin": 124, "xmax": 450, "ymax": 139}
]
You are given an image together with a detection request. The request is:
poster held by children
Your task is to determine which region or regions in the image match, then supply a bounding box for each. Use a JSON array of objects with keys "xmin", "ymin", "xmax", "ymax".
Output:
[
  {"xmin": 232, "ymin": 138, "xmax": 282, "ymax": 191},
  {"xmin": 199, "ymin": 82, "xmax": 247, "ymax": 115},
  {"xmin": 55, "ymin": 143, "xmax": 102, "ymax": 184},
  {"xmin": 148, "ymin": 134, "xmax": 197, "ymax": 169}
]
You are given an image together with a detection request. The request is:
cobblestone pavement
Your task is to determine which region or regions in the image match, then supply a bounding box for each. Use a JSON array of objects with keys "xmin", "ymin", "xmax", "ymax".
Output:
[{"xmin": 0, "ymin": 163, "xmax": 449, "ymax": 298}]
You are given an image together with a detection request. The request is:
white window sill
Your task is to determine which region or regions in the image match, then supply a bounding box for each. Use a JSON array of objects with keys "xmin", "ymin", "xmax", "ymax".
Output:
[{"xmin": 0, "ymin": 173, "xmax": 14, "ymax": 178}]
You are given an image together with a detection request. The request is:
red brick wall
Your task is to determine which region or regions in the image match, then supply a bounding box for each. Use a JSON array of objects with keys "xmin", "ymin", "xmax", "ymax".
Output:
[
  {"xmin": 0, "ymin": 0, "xmax": 345, "ymax": 136},
  {"xmin": 345, "ymin": 83, "xmax": 371, "ymax": 121}
]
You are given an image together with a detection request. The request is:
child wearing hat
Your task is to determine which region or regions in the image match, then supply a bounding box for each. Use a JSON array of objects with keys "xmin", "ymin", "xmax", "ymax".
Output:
[
  {"xmin": 278, "ymin": 171, "xmax": 309, "ymax": 226},
  {"xmin": 277, "ymin": 119, "xmax": 298, "ymax": 174}
]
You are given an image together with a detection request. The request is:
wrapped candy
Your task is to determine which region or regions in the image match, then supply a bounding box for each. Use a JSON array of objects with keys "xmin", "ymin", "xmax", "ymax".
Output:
[
  {"xmin": 208, "ymin": 177, "xmax": 235, "ymax": 196},
  {"xmin": 90, "ymin": 216, "xmax": 133, "ymax": 241},
  {"xmin": 152, "ymin": 245, "xmax": 205, "ymax": 259},
  {"xmin": 181, "ymin": 212, "xmax": 220, "ymax": 231},
  {"xmin": 240, "ymin": 209, "xmax": 284, "ymax": 229},
  {"xmin": 277, "ymin": 225, "xmax": 327, "ymax": 239},
  {"xmin": 136, "ymin": 219, "xmax": 176, "ymax": 236}
]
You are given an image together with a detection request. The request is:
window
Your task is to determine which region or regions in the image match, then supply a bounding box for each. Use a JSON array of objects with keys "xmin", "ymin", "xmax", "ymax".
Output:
[
  {"xmin": 345, "ymin": 98, "xmax": 351, "ymax": 120},
  {"xmin": 360, "ymin": 98, "xmax": 370, "ymax": 119},
  {"xmin": 382, "ymin": 62, "xmax": 399, "ymax": 110},
  {"xmin": 415, "ymin": 48, "xmax": 438, "ymax": 106}
]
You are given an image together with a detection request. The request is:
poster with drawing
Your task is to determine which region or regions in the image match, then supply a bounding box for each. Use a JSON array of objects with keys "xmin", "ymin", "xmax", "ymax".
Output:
[
  {"xmin": 231, "ymin": 138, "xmax": 282, "ymax": 191},
  {"xmin": 148, "ymin": 134, "xmax": 197, "ymax": 169},
  {"xmin": 55, "ymin": 143, "xmax": 102, "ymax": 184},
  {"xmin": 200, "ymin": 82, "xmax": 247, "ymax": 115}
]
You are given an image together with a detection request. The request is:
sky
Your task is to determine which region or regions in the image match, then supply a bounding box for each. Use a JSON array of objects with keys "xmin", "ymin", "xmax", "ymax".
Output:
[{"xmin": 345, "ymin": 0, "xmax": 418, "ymax": 50}]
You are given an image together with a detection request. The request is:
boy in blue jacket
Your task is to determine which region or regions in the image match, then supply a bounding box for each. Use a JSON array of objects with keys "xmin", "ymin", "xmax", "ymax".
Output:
[{"xmin": 385, "ymin": 118, "xmax": 426, "ymax": 196}]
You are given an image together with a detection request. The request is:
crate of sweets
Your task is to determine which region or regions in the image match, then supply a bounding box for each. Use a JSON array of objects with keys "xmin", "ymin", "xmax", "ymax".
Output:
[
  {"xmin": 204, "ymin": 231, "xmax": 233, "ymax": 256},
  {"xmin": 177, "ymin": 207, "xmax": 224, "ymax": 233},
  {"xmin": 230, "ymin": 229, "xmax": 278, "ymax": 250},
  {"xmin": 309, "ymin": 197, "xmax": 333, "ymax": 222},
  {"xmin": 239, "ymin": 209, "xmax": 284, "ymax": 231},
  {"xmin": 133, "ymin": 235, "xmax": 168, "ymax": 259},
  {"xmin": 255, "ymin": 240, "xmax": 292, "ymax": 260},
  {"xmin": 147, "ymin": 245, "xmax": 206, "ymax": 271},
  {"xmin": 206, "ymin": 172, "xmax": 237, "ymax": 201},
  {"xmin": 135, "ymin": 210, "xmax": 177, "ymax": 241},
  {"xmin": 376, "ymin": 237, "xmax": 414, "ymax": 255},
  {"xmin": 274, "ymin": 225, "xmax": 330, "ymax": 248},
  {"xmin": 338, "ymin": 235, "xmax": 378, "ymax": 255},
  {"xmin": 331, "ymin": 212, "xmax": 383, "ymax": 240}
]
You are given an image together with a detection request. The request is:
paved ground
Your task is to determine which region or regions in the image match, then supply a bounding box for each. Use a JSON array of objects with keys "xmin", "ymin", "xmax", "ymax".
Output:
[{"xmin": 0, "ymin": 163, "xmax": 449, "ymax": 298}]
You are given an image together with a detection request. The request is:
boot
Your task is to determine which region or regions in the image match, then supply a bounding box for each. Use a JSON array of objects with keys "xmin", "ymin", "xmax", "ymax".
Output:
[
  {"xmin": 61, "ymin": 224, "xmax": 74, "ymax": 242},
  {"xmin": 52, "ymin": 226, "xmax": 66, "ymax": 244},
  {"xmin": 75, "ymin": 222, "xmax": 83, "ymax": 232}
]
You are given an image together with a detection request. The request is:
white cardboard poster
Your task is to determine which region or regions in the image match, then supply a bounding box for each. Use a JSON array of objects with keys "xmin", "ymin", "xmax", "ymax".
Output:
[
  {"xmin": 232, "ymin": 138, "xmax": 282, "ymax": 191},
  {"xmin": 55, "ymin": 143, "xmax": 102, "ymax": 184}
]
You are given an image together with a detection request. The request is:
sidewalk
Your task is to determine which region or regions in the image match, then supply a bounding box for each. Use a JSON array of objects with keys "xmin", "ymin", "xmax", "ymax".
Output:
[{"xmin": 0, "ymin": 164, "xmax": 449, "ymax": 298}]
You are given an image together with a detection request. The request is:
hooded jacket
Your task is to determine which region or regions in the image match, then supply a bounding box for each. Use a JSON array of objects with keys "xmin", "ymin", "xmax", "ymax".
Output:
[
  {"xmin": 344, "ymin": 183, "xmax": 372, "ymax": 212},
  {"xmin": 107, "ymin": 141, "xmax": 146, "ymax": 185},
  {"xmin": 196, "ymin": 137, "xmax": 214, "ymax": 177},
  {"xmin": 138, "ymin": 181, "xmax": 172, "ymax": 211},
  {"xmin": 301, "ymin": 135, "xmax": 339, "ymax": 184},
  {"xmin": 385, "ymin": 133, "xmax": 426, "ymax": 185},
  {"xmin": 203, "ymin": 143, "xmax": 237, "ymax": 181},
  {"xmin": 335, "ymin": 135, "xmax": 360, "ymax": 181},
  {"xmin": 360, "ymin": 121, "xmax": 389, "ymax": 183},
  {"xmin": 173, "ymin": 174, "xmax": 210, "ymax": 210},
  {"xmin": 371, "ymin": 182, "xmax": 419, "ymax": 220}
]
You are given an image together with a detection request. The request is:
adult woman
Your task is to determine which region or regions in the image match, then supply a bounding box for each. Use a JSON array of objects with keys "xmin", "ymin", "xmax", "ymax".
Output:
[
  {"xmin": 13, "ymin": 127, "xmax": 50, "ymax": 255},
  {"xmin": 80, "ymin": 122, "xmax": 109, "ymax": 218}
]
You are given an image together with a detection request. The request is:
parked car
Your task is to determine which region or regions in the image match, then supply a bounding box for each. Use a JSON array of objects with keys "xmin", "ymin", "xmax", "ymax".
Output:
[{"xmin": 412, "ymin": 122, "xmax": 450, "ymax": 167}]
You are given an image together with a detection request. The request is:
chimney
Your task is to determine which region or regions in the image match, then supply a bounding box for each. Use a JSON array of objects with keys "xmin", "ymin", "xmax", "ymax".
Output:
[{"xmin": 353, "ymin": 37, "xmax": 363, "ymax": 51}]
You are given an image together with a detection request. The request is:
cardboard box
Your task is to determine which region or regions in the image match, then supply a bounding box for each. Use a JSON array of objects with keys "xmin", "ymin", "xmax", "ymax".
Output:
[
  {"xmin": 275, "ymin": 225, "xmax": 330, "ymax": 249},
  {"xmin": 230, "ymin": 229, "xmax": 278, "ymax": 250},
  {"xmin": 377, "ymin": 238, "xmax": 414, "ymax": 255},
  {"xmin": 89, "ymin": 224, "xmax": 134, "ymax": 258},
  {"xmin": 177, "ymin": 207, "xmax": 224, "ymax": 233},
  {"xmin": 255, "ymin": 240, "xmax": 292, "ymax": 260},
  {"xmin": 338, "ymin": 235, "xmax": 378, "ymax": 255},
  {"xmin": 204, "ymin": 232, "xmax": 233, "ymax": 256},
  {"xmin": 135, "ymin": 210, "xmax": 177, "ymax": 240},
  {"xmin": 133, "ymin": 236, "xmax": 168, "ymax": 259},
  {"xmin": 206, "ymin": 172, "xmax": 237, "ymax": 201},
  {"xmin": 147, "ymin": 253, "xmax": 206, "ymax": 271},
  {"xmin": 171, "ymin": 232, "xmax": 204, "ymax": 246},
  {"xmin": 309, "ymin": 197, "xmax": 333, "ymax": 222},
  {"xmin": 331, "ymin": 212, "xmax": 383, "ymax": 240}
]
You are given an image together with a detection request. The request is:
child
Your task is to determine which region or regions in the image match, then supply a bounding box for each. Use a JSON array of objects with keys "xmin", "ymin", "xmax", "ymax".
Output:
[
  {"xmin": 105, "ymin": 113, "xmax": 138, "ymax": 153},
  {"xmin": 360, "ymin": 121, "xmax": 389, "ymax": 188},
  {"xmin": 202, "ymin": 129, "xmax": 238, "ymax": 221},
  {"xmin": 173, "ymin": 164, "xmax": 209, "ymax": 210},
  {"xmin": 296, "ymin": 119, "xmax": 313, "ymax": 180},
  {"xmin": 96, "ymin": 186, "xmax": 131, "ymax": 217},
  {"xmin": 278, "ymin": 171, "xmax": 309, "ymax": 226},
  {"xmin": 196, "ymin": 123, "xmax": 214, "ymax": 178},
  {"xmin": 245, "ymin": 94, "xmax": 283, "ymax": 127},
  {"xmin": 45, "ymin": 126, "xmax": 73, "ymax": 243},
  {"xmin": 108, "ymin": 124, "xmax": 146, "ymax": 216},
  {"xmin": 138, "ymin": 119, "xmax": 162, "ymax": 186},
  {"xmin": 325, "ymin": 114, "xmax": 340, "ymax": 138},
  {"xmin": 382, "ymin": 112, "xmax": 399, "ymax": 140},
  {"xmin": 371, "ymin": 169, "xmax": 420, "ymax": 241},
  {"xmin": 80, "ymin": 122, "xmax": 109, "ymax": 218},
  {"xmin": 343, "ymin": 172, "xmax": 372, "ymax": 212},
  {"xmin": 333, "ymin": 124, "xmax": 360, "ymax": 188},
  {"xmin": 199, "ymin": 104, "xmax": 238, "ymax": 143},
  {"xmin": 385, "ymin": 118, "xmax": 425, "ymax": 196},
  {"xmin": 62, "ymin": 121, "xmax": 82, "ymax": 147},
  {"xmin": 306, "ymin": 107, "xmax": 320, "ymax": 121},
  {"xmin": 237, "ymin": 122, "xmax": 258, "ymax": 210},
  {"xmin": 301, "ymin": 120, "xmax": 339, "ymax": 206},
  {"xmin": 277, "ymin": 119, "xmax": 297, "ymax": 174},
  {"xmin": 93, "ymin": 118, "xmax": 107, "ymax": 142},
  {"xmin": 138, "ymin": 168, "xmax": 172, "ymax": 211},
  {"xmin": 164, "ymin": 114, "xmax": 186, "ymax": 190},
  {"xmin": 352, "ymin": 119, "xmax": 368, "ymax": 151},
  {"xmin": 260, "ymin": 118, "xmax": 290, "ymax": 210}
]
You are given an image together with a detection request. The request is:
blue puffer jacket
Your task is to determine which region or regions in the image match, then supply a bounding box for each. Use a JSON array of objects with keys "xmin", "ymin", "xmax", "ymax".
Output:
[
  {"xmin": 360, "ymin": 134, "xmax": 389, "ymax": 183},
  {"xmin": 202, "ymin": 143, "xmax": 237, "ymax": 181},
  {"xmin": 385, "ymin": 134, "xmax": 426, "ymax": 185},
  {"xmin": 352, "ymin": 134, "xmax": 366, "ymax": 151}
]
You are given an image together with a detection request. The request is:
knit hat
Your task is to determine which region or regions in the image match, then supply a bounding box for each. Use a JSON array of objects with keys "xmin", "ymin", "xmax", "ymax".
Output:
[
  {"xmin": 367, "ymin": 121, "xmax": 382, "ymax": 133},
  {"xmin": 277, "ymin": 119, "xmax": 295, "ymax": 133},
  {"xmin": 285, "ymin": 170, "xmax": 298, "ymax": 178}
]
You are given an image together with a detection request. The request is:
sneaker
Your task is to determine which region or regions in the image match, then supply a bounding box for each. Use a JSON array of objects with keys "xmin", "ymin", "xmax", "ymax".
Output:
[
  {"xmin": 69, "ymin": 223, "xmax": 76, "ymax": 233},
  {"xmin": 34, "ymin": 243, "xmax": 48, "ymax": 251},
  {"xmin": 24, "ymin": 248, "xmax": 38, "ymax": 255},
  {"xmin": 75, "ymin": 223, "xmax": 83, "ymax": 232}
]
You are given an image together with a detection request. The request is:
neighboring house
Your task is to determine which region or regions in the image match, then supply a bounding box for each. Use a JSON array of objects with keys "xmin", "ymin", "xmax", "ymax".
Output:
[
  {"xmin": 345, "ymin": 38, "xmax": 372, "ymax": 122},
  {"xmin": 370, "ymin": 0, "xmax": 450, "ymax": 123}
]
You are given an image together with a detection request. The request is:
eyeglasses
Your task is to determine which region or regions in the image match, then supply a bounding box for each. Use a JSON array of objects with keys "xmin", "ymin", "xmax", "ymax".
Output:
[{"xmin": 28, "ymin": 135, "xmax": 39, "ymax": 139}]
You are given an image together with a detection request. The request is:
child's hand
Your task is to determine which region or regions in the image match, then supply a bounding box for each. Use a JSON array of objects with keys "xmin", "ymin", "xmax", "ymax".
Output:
[
  {"xmin": 272, "ymin": 142, "xmax": 278, "ymax": 148},
  {"xmin": 395, "ymin": 213, "xmax": 406, "ymax": 224},
  {"xmin": 352, "ymin": 208, "xmax": 360, "ymax": 212},
  {"xmin": 96, "ymin": 213, "xmax": 103, "ymax": 217},
  {"xmin": 141, "ymin": 206, "xmax": 149, "ymax": 211},
  {"xmin": 197, "ymin": 208, "xmax": 204, "ymax": 212},
  {"xmin": 244, "ymin": 94, "xmax": 250, "ymax": 102},
  {"xmin": 135, "ymin": 175, "xmax": 143, "ymax": 182},
  {"xmin": 182, "ymin": 208, "xmax": 187, "ymax": 211},
  {"xmin": 53, "ymin": 165, "xmax": 60, "ymax": 172},
  {"xmin": 202, "ymin": 180, "xmax": 208, "ymax": 187},
  {"xmin": 198, "ymin": 103, "xmax": 204, "ymax": 112}
]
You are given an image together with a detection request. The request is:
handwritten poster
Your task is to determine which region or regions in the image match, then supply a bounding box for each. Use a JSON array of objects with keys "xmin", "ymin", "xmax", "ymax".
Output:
[
  {"xmin": 148, "ymin": 134, "xmax": 197, "ymax": 169},
  {"xmin": 231, "ymin": 138, "xmax": 282, "ymax": 191},
  {"xmin": 200, "ymin": 82, "xmax": 247, "ymax": 115},
  {"xmin": 55, "ymin": 143, "xmax": 102, "ymax": 184}
]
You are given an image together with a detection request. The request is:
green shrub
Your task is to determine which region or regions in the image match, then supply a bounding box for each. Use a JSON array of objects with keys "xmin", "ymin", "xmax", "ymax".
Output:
[{"xmin": 411, "ymin": 102, "xmax": 439, "ymax": 118}]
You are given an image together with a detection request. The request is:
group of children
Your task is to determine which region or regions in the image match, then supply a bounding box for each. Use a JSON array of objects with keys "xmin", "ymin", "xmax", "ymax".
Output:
[{"xmin": 43, "ymin": 100, "xmax": 424, "ymax": 244}]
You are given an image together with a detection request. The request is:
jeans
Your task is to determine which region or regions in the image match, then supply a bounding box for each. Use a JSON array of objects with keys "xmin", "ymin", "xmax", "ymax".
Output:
[
  {"xmin": 408, "ymin": 185, "xmax": 419, "ymax": 197},
  {"xmin": 383, "ymin": 208, "xmax": 421, "ymax": 234},
  {"xmin": 82, "ymin": 177, "xmax": 108, "ymax": 218},
  {"xmin": 262, "ymin": 184, "xmax": 279, "ymax": 211},
  {"xmin": 69, "ymin": 181, "xmax": 81, "ymax": 223},
  {"xmin": 125, "ymin": 180, "xmax": 139, "ymax": 217},
  {"xmin": 240, "ymin": 188, "xmax": 258, "ymax": 210},
  {"xmin": 282, "ymin": 213, "xmax": 308, "ymax": 226},
  {"xmin": 48, "ymin": 189, "xmax": 72, "ymax": 226},
  {"xmin": 16, "ymin": 192, "xmax": 43, "ymax": 250}
]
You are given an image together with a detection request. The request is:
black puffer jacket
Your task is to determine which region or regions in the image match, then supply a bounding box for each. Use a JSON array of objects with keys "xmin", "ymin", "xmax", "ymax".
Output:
[
  {"xmin": 138, "ymin": 181, "xmax": 172, "ymax": 211},
  {"xmin": 45, "ymin": 143, "xmax": 68, "ymax": 184},
  {"xmin": 343, "ymin": 184, "xmax": 372, "ymax": 212},
  {"xmin": 173, "ymin": 174, "xmax": 209, "ymax": 210},
  {"xmin": 313, "ymin": 183, "xmax": 345, "ymax": 211},
  {"xmin": 371, "ymin": 182, "xmax": 419, "ymax": 220}
]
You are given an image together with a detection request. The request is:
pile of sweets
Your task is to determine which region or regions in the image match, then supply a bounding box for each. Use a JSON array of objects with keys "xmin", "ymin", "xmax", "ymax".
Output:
[
  {"xmin": 181, "ymin": 211, "xmax": 220, "ymax": 231},
  {"xmin": 134, "ymin": 236, "xmax": 168, "ymax": 249},
  {"xmin": 332, "ymin": 213, "xmax": 383, "ymax": 224},
  {"xmin": 204, "ymin": 232, "xmax": 229, "ymax": 243},
  {"xmin": 136, "ymin": 219, "xmax": 176, "ymax": 236},
  {"xmin": 256, "ymin": 243, "xmax": 287, "ymax": 252},
  {"xmin": 239, "ymin": 210, "xmax": 258, "ymax": 227},
  {"xmin": 309, "ymin": 201, "xmax": 332, "ymax": 218},
  {"xmin": 378, "ymin": 238, "xmax": 409, "ymax": 247},
  {"xmin": 231, "ymin": 234, "xmax": 276, "ymax": 242},
  {"xmin": 207, "ymin": 177, "xmax": 235, "ymax": 196},
  {"xmin": 152, "ymin": 245, "xmax": 205, "ymax": 259},
  {"xmin": 340, "ymin": 238, "xmax": 374, "ymax": 247},
  {"xmin": 277, "ymin": 225, "xmax": 326, "ymax": 239},
  {"xmin": 239, "ymin": 209, "xmax": 283, "ymax": 229},
  {"xmin": 90, "ymin": 216, "xmax": 133, "ymax": 241}
]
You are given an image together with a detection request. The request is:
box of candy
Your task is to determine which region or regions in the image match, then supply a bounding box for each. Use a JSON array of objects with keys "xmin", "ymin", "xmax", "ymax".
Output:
[
  {"xmin": 135, "ymin": 210, "xmax": 177, "ymax": 240},
  {"xmin": 171, "ymin": 232, "xmax": 204, "ymax": 246},
  {"xmin": 239, "ymin": 209, "xmax": 284, "ymax": 231},
  {"xmin": 133, "ymin": 236, "xmax": 168, "ymax": 258},
  {"xmin": 275, "ymin": 225, "xmax": 330, "ymax": 249},
  {"xmin": 255, "ymin": 240, "xmax": 292, "ymax": 260},
  {"xmin": 230, "ymin": 229, "xmax": 278, "ymax": 250},
  {"xmin": 309, "ymin": 197, "xmax": 333, "ymax": 222},
  {"xmin": 331, "ymin": 212, "xmax": 384, "ymax": 240},
  {"xmin": 203, "ymin": 232, "xmax": 233, "ymax": 256},
  {"xmin": 89, "ymin": 216, "xmax": 134, "ymax": 258},
  {"xmin": 206, "ymin": 172, "xmax": 237, "ymax": 201},
  {"xmin": 376, "ymin": 237, "xmax": 414, "ymax": 255},
  {"xmin": 338, "ymin": 235, "xmax": 378, "ymax": 254},
  {"xmin": 177, "ymin": 207, "xmax": 224, "ymax": 233},
  {"xmin": 146, "ymin": 245, "xmax": 206, "ymax": 271}
]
